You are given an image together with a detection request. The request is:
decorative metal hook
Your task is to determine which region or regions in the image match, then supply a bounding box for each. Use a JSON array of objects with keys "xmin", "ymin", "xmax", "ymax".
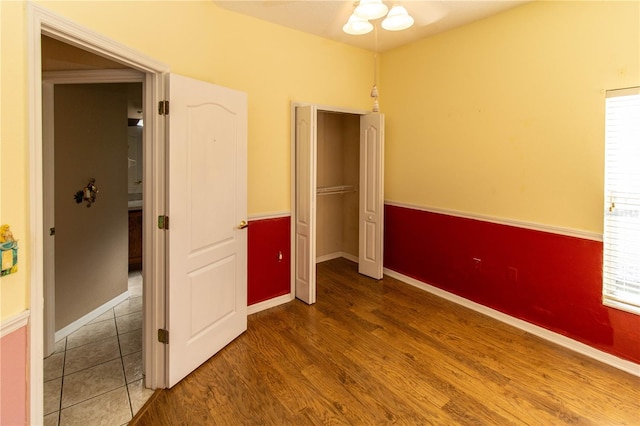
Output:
[{"xmin": 74, "ymin": 178, "xmax": 99, "ymax": 208}]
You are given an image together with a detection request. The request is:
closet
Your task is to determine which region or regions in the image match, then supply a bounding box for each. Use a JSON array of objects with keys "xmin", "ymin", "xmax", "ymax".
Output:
[
  {"xmin": 316, "ymin": 111, "xmax": 360, "ymax": 264},
  {"xmin": 293, "ymin": 104, "xmax": 384, "ymax": 305}
]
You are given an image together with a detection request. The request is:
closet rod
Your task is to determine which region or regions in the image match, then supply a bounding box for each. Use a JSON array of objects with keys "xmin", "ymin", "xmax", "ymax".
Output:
[{"xmin": 317, "ymin": 185, "xmax": 356, "ymax": 196}]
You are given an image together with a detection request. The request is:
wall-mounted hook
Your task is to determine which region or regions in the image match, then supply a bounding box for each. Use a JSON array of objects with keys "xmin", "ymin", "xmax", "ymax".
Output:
[{"xmin": 74, "ymin": 178, "xmax": 99, "ymax": 208}]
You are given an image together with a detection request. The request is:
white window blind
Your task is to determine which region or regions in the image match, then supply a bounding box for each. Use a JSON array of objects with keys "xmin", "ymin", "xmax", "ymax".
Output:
[{"xmin": 603, "ymin": 87, "xmax": 640, "ymax": 315}]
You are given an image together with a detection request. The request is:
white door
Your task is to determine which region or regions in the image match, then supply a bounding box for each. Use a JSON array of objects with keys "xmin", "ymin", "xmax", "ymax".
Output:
[
  {"xmin": 42, "ymin": 83, "xmax": 56, "ymax": 357},
  {"xmin": 358, "ymin": 113, "xmax": 385, "ymax": 279},
  {"xmin": 167, "ymin": 74, "xmax": 248, "ymax": 387},
  {"xmin": 294, "ymin": 105, "xmax": 317, "ymax": 304}
]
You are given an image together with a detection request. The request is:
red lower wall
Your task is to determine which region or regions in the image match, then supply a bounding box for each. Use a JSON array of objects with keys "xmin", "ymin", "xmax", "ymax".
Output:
[
  {"xmin": 384, "ymin": 204, "xmax": 640, "ymax": 364},
  {"xmin": 248, "ymin": 216, "xmax": 291, "ymax": 305},
  {"xmin": 0, "ymin": 326, "xmax": 28, "ymax": 425}
]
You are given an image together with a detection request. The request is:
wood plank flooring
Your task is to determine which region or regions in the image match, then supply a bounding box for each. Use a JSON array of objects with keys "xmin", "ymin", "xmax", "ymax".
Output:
[{"xmin": 131, "ymin": 258, "xmax": 640, "ymax": 425}]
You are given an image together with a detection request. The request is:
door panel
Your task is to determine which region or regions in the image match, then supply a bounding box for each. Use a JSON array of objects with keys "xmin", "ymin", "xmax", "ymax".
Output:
[
  {"xmin": 168, "ymin": 74, "xmax": 247, "ymax": 387},
  {"xmin": 295, "ymin": 105, "xmax": 316, "ymax": 304},
  {"xmin": 359, "ymin": 113, "xmax": 384, "ymax": 279}
]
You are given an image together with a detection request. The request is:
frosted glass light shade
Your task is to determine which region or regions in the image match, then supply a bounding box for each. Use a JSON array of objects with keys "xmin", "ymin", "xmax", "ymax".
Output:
[
  {"xmin": 381, "ymin": 6, "xmax": 414, "ymax": 31},
  {"xmin": 343, "ymin": 14, "xmax": 373, "ymax": 35},
  {"xmin": 354, "ymin": 0, "xmax": 388, "ymax": 20}
]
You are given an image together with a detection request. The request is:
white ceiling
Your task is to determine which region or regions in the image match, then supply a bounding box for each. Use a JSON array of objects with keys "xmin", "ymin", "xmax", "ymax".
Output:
[{"xmin": 214, "ymin": 0, "xmax": 531, "ymax": 52}]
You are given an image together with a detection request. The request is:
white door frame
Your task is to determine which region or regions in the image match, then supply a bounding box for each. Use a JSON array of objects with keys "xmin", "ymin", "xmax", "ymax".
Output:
[
  {"xmin": 28, "ymin": 3, "xmax": 169, "ymax": 422},
  {"xmin": 289, "ymin": 102, "xmax": 370, "ymax": 302}
]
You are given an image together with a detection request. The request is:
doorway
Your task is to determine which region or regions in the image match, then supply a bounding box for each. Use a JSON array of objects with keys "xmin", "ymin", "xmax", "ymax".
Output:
[
  {"xmin": 292, "ymin": 104, "xmax": 385, "ymax": 305},
  {"xmin": 29, "ymin": 5, "xmax": 169, "ymax": 421},
  {"xmin": 30, "ymin": 5, "xmax": 249, "ymax": 422},
  {"xmin": 41, "ymin": 77, "xmax": 151, "ymax": 423}
]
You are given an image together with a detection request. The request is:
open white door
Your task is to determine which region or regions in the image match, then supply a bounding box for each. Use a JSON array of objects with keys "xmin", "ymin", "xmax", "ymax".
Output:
[
  {"xmin": 42, "ymin": 82, "xmax": 55, "ymax": 357},
  {"xmin": 167, "ymin": 74, "xmax": 248, "ymax": 387},
  {"xmin": 295, "ymin": 105, "xmax": 317, "ymax": 304},
  {"xmin": 359, "ymin": 113, "xmax": 385, "ymax": 279}
]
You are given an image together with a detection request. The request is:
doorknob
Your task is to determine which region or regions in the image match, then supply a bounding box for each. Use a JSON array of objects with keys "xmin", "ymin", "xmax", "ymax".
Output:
[{"xmin": 238, "ymin": 220, "xmax": 248, "ymax": 229}]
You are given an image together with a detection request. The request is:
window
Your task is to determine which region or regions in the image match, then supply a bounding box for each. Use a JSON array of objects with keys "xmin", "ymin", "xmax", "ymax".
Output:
[{"xmin": 603, "ymin": 87, "xmax": 640, "ymax": 315}]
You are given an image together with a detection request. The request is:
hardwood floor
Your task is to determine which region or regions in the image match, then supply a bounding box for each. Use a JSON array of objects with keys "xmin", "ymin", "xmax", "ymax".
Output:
[{"xmin": 131, "ymin": 258, "xmax": 639, "ymax": 425}]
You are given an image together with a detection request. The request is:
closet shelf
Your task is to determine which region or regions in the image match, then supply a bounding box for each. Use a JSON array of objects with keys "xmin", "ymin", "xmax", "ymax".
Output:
[{"xmin": 317, "ymin": 185, "xmax": 356, "ymax": 196}]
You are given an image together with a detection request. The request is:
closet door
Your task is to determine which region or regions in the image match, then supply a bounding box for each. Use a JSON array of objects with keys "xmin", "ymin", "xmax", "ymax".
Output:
[
  {"xmin": 359, "ymin": 113, "xmax": 385, "ymax": 279},
  {"xmin": 295, "ymin": 105, "xmax": 317, "ymax": 304}
]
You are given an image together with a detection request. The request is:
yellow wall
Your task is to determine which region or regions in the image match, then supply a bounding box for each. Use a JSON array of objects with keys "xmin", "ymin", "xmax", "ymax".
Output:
[
  {"xmin": 0, "ymin": 0, "xmax": 373, "ymax": 320},
  {"xmin": 1, "ymin": 1, "xmax": 29, "ymax": 320},
  {"xmin": 35, "ymin": 0, "xmax": 374, "ymax": 215},
  {"xmin": 381, "ymin": 0, "xmax": 639, "ymax": 234}
]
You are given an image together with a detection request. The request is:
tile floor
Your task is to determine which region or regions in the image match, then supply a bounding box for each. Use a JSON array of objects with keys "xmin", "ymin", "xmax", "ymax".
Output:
[{"xmin": 43, "ymin": 271, "xmax": 154, "ymax": 426}]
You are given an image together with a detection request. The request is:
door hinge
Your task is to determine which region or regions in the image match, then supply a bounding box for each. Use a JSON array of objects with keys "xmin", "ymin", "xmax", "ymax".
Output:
[
  {"xmin": 158, "ymin": 100, "xmax": 169, "ymax": 115},
  {"xmin": 158, "ymin": 215, "xmax": 169, "ymax": 230},
  {"xmin": 158, "ymin": 328, "xmax": 169, "ymax": 344}
]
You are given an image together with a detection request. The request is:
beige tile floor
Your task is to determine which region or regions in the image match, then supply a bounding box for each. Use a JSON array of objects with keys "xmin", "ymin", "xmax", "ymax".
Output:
[{"xmin": 43, "ymin": 271, "xmax": 154, "ymax": 426}]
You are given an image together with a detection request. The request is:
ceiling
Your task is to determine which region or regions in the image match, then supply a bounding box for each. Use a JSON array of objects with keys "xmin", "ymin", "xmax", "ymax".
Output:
[
  {"xmin": 42, "ymin": 36, "xmax": 143, "ymax": 118},
  {"xmin": 214, "ymin": 0, "xmax": 531, "ymax": 52}
]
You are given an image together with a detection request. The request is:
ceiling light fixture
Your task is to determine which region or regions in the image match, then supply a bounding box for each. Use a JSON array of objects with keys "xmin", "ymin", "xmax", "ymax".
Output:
[
  {"xmin": 343, "ymin": 1, "xmax": 414, "ymax": 36},
  {"xmin": 381, "ymin": 5, "xmax": 414, "ymax": 31},
  {"xmin": 342, "ymin": 1, "xmax": 415, "ymax": 113},
  {"xmin": 354, "ymin": 0, "xmax": 388, "ymax": 20},
  {"xmin": 343, "ymin": 14, "xmax": 374, "ymax": 35}
]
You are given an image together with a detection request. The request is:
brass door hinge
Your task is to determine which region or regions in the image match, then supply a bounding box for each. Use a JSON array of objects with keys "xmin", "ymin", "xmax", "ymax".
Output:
[
  {"xmin": 158, "ymin": 215, "xmax": 169, "ymax": 230},
  {"xmin": 158, "ymin": 328, "xmax": 169, "ymax": 344},
  {"xmin": 158, "ymin": 100, "xmax": 169, "ymax": 115}
]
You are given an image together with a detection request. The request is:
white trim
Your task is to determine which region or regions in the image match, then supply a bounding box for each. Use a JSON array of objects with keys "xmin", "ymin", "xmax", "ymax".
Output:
[
  {"xmin": 384, "ymin": 200, "xmax": 603, "ymax": 242},
  {"xmin": 603, "ymin": 299, "xmax": 640, "ymax": 316},
  {"xmin": 1, "ymin": 311, "xmax": 31, "ymax": 338},
  {"xmin": 290, "ymin": 103, "xmax": 299, "ymax": 302},
  {"xmin": 316, "ymin": 104, "xmax": 369, "ymax": 115},
  {"xmin": 606, "ymin": 86, "xmax": 640, "ymax": 98},
  {"xmin": 42, "ymin": 69, "xmax": 144, "ymax": 84},
  {"xmin": 37, "ymin": 10, "xmax": 166, "ymax": 73},
  {"xmin": 248, "ymin": 211, "xmax": 291, "ymax": 221},
  {"xmin": 247, "ymin": 293, "xmax": 294, "ymax": 315},
  {"xmin": 54, "ymin": 291, "xmax": 129, "ymax": 342},
  {"xmin": 29, "ymin": 3, "xmax": 170, "ymax": 423},
  {"xmin": 384, "ymin": 268, "xmax": 640, "ymax": 377},
  {"xmin": 316, "ymin": 252, "xmax": 358, "ymax": 264},
  {"xmin": 28, "ymin": 4, "xmax": 46, "ymax": 422}
]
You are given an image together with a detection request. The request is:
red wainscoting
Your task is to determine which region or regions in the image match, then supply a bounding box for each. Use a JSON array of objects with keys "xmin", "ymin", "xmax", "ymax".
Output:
[
  {"xmin": 248, "ymin": 216, "xmax": 291, "ymax": 305},
  {"xmin": 384, "ymin": 204, "xmax": 640, "ymax": 364},
  {"xmin": 1, "ymin": 326, "xmax": 28, "ymax": 425}
]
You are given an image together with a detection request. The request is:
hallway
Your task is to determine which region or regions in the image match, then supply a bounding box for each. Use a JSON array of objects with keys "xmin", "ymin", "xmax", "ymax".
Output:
[{"xmin": 43, "ymin": 271, "xmax": 153, "ymax": 425}]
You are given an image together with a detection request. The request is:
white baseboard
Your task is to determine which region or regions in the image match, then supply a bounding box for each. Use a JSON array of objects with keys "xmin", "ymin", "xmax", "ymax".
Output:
[
  {"xmin": 1, "ymin": 310, "xmax": 31, "ymax": 338},
  {"xmin": 248, "ymin": 293, "xmax": 294, "ymax": 315},
  {"xmin": 317, "ymin": 252, "xmax": 358, "ymax": 264},
  {"xmin": 383, "ymin": 268, "xmax": 640, "ymax": 377},
  {"xmin": 54, "ymin": 290, "xmax": 130, "ymax": 342}
]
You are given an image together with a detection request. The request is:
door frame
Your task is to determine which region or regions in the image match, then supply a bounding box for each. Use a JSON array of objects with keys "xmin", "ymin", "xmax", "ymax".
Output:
[
  {"xmin": 289, "ymin": 102, "xmax": 370, "ymax": 303},
  {"xmin": 28, "ymin": 3, "xmax": 169, "ymax": 421}
]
